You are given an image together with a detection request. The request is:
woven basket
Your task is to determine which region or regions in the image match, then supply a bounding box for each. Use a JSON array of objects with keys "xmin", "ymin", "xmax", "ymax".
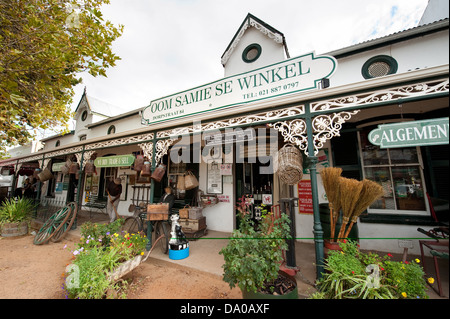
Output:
[
  {"xmin": 38, "ymin": 167, "xmax": 53, "ymax": 182},
  {"xmin": 277, "ymin": 143, "xmax": 303, "ymax": 185}
]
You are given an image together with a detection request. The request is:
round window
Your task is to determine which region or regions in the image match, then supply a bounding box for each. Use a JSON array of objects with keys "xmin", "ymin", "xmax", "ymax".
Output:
[
  {"xmin": 242, "ymin": 43, "xmax": 262, "ymax": 63},
  {"xmin": 362, "ymin": 55, "xmax": 398, "ymax": 79},
  {"xmin": 81, "ymin": 110, "xmax": 88, "ymax": 121}
]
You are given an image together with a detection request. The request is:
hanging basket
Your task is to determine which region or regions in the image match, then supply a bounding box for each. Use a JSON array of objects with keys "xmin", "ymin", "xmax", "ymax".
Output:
[
  {"xmin": 69, "ymin": 162, "xmax": 79, "ymax": 175},
  {"xmin": 38, "ymin": 167, "xmax": 53, "ymax": 182},
  {"xmin": 151, "ymin": 163, "xmax": 166, "ymax": 182},
  {"xmin": 184, "ymin": 171, "xmax": 199, "ymax": 190},
  {"xmin": 277, "ymin": 143, "xmax": 303, "ymax": 185},
  {"xmin": 134, "ymin": 155, "xmax": 144, "ymax": 172},
  {"xmin": 84, "ymin": 160, "xmax": 95, "ymax": 176},
  {"xmin": 140, "ymin": 161, "xmax": 151, "ymax": 177}
]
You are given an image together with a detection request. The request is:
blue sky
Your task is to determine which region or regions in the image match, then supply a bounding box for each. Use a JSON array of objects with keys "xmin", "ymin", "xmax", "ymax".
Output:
[{"xmin": 62, "ymin": 0, "xmax": 429, "ymax": 131}]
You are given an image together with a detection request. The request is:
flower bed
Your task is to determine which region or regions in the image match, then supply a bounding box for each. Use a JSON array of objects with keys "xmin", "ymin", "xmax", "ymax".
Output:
[
  {"xmin": 63, "ymin": 219, "xmax": 147, "ymax": 299},
  {"xmin": 310, "ymin": 240, "xmax": 433, "ymax": 299}
]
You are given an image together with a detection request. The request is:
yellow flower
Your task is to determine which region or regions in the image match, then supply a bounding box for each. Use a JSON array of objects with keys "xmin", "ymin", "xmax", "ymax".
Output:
[
  {"xmin": 428, "ymin": 277, "xmax": 435, "ymax": 284},
  {"xmin": 415, "ymin": 258, "xmax": 420, "ymax": 263},
  {"xmin": 140, "ymin": 252, "xmax": 144, "ymax": 255},
  {"xmin": 401, "ymin": 292, "xmax": 407, "ymax": 298},
  {"xmin": 341, "ymin": 251, "xmax": 344, "ymax": 254}
]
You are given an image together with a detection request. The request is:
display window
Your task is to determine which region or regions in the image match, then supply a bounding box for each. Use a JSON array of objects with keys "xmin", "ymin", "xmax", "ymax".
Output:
[{"xmin": 358, "ymin": 125, "xmax": 427, "ymax": 214}]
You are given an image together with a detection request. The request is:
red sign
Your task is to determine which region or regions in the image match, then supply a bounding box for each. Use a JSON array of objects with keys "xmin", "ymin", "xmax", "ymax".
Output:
[{"xmin": 298, "ymin": 180, "xmax": 313, "ymax": 214}]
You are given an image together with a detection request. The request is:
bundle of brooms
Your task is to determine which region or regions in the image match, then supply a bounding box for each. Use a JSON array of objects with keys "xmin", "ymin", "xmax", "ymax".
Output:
[
  {"xmin": 320, "ymin": 167, "xmax": 343, "ymax": 240},
  {"xmin": 321, "ymin": 167, "xmax": 384, "ymax": 242}
]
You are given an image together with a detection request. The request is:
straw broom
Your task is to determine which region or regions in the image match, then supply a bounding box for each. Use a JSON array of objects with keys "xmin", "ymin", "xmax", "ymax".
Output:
[
  {"xmin": 343, "ymin": 179, "xmax": 384, "ymax": 239},
  {"xmin": 320, "ymin": 167, "xmax": 343, "ymax": 241},
  {"xmin": 337, "ymin": 177, "xmax": 363, "ymax": 242}
]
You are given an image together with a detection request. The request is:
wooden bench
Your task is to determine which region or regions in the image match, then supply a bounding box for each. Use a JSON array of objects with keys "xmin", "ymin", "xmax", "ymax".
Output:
[{"xmin": 83, "ymin": 196, "xmax": 107, "ymax": 217}]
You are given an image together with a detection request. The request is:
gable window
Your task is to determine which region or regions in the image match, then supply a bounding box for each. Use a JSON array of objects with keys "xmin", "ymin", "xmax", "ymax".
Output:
[
  {"xmin": 81, "ymin": 110, "xmax": 88, "ymax": 121},
  {"xmin": 242, "ymin": 43, "xmax": 262, "ymax": 63},
  {"xmin": 79, "ymin": 135, "xmax": 87, "ymax": 141},
  {"xmin": 107, "ymin": 125, "xmax": 116, "ymax": 135},
  {"xmin": 362, "ymin": 55, "xmax": 398, "ymax": 79}
]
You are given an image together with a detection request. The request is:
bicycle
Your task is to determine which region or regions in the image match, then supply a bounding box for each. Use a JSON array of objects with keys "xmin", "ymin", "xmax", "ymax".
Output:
[{"xmin": 121, "ymin": 205, "xmax": 170, "ymax": 254}]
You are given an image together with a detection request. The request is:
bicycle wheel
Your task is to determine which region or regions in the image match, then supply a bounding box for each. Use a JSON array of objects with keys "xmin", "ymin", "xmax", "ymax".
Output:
[
  {"xmin": 121, "ymin": 216, "xmax": 142, "ymax": 234},
  {"xmin": 155, "ymin": 221, "xmax": 169, "ymax": 254}
]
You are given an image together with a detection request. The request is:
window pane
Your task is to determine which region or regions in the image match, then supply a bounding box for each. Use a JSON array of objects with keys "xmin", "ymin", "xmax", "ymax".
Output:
[
  {"xmin": 364, "ymin": 167, "xmax": 395, "ymax": 210},
  {"xmin": 359, "ymin": 129, "xmax": 389, "ymax": 165},
  {"xmin": 389, "ymin": 148, "xmax": 418, "ymax": 164},
  {"xmin": 392, "ymin": 166, "xmax": 425, "ymax": 211}
]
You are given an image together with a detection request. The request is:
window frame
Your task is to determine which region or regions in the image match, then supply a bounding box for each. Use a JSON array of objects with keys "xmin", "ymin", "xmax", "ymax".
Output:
[{"xmin": 357, "ymin": 123, "xmax": 429, "ymax": 216}]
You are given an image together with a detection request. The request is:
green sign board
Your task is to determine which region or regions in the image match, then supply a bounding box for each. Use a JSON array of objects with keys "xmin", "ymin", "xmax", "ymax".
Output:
[
  {"xmin": 369, "ymin": 117, "xmax": 449, "ymax": 148},
  {"xmin": 94, "ymin": 154, "xmax": 135, "ymax": 167}
]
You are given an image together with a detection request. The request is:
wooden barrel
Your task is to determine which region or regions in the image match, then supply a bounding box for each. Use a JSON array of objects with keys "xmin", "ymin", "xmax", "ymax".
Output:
[{"xmin": 1, "ymin": 221, "xmax": 28, "ymax": 237}]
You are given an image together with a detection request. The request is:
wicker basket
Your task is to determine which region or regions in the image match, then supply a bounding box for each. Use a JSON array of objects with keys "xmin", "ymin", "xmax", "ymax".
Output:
[
  {"xmin": 147, "ymin": 203, "xmax": 169, "ymax": 221},
  {"xmin": 277, "ymin": 143, "xmax": 303, "ymax": 185}
]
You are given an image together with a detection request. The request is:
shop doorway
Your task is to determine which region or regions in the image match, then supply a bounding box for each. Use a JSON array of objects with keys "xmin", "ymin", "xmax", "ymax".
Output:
[{"xmin": 235, "ymin": 162, "xmax": 274, "ymax": 226}]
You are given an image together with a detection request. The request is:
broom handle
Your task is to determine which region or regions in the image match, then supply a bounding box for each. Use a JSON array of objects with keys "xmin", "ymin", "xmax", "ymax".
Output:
[
  {"xmin": 329, "ymin": 204, "xmax": 335, "ymax": 240},
  {"xmin": 337, "ymin": 218, "xmax": 349, "ymax": 242},
  {"xmin": 343, "ymin": 221, "xmax": 354, "ymax": 239}
]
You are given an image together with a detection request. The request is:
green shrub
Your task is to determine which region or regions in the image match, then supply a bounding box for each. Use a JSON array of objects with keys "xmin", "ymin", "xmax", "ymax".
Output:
[{"xmin": 312, "ymin": 240, "xmax": 430, "ymax": 299}]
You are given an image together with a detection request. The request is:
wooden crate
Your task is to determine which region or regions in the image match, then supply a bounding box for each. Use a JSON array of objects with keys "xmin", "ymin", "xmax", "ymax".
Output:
[{"xmin": 147, "ymin": 203, "xmax": 169, "ymax": 221}]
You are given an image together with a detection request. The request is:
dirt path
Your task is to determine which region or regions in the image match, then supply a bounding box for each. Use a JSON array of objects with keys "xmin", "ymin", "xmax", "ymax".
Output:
[{"xmin": 0, "ymin": 234, "xmax": 241, "ymax": 299}]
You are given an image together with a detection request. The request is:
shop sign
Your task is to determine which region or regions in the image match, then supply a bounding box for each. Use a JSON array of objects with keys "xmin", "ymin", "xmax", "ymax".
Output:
[
  {"xmin": 52, "ymin": 162, "xmax": 65, "ymax": 172},
  {"xmin": 142, "ymin": 52, "xmax": 337, "ymax": 125},
  {"xmin": 368, "ymin": 118, "xmax": 449, "ymax": 148},
  {"xmin": 94, "ymin": 154, "xmax": 135, "ymax": 167}
]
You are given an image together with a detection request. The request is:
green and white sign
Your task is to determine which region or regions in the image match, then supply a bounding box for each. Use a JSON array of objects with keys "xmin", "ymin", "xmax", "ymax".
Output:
[
  {"xmin": 94, "ymin": 154, "xmax": 135, "ymax": 167},
  {"xmin": 369, "ymin": 118, "xmax": 449, "ymax": 148},
  {"xmin": 142, "ymin": 52, "xmax": 337, "ymax": 125}
]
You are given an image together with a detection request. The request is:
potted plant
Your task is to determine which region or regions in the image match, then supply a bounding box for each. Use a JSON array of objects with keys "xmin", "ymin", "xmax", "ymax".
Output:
[
  {"xmin": 0, "ymin": 197, "xmax": 36, "ymax": 237},
  {"xmin": 219, "ymin": 196, "xmax": 298, "ymax": 299},
  {"xmin": 309, "ymin": 240, "xmax": 431, "ymax": 299}
]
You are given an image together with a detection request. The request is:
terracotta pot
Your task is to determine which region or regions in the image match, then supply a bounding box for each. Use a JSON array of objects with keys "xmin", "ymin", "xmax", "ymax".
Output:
[{"xmin": 324, "ymin": 239, "xmax": 342, "ymax": 258}]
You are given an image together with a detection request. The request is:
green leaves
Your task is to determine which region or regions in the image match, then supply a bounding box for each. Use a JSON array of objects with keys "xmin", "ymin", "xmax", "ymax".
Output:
[
  {"xmin": 0, "ymin": 0, "xmax": 123, "ymax": 157},
  {"xmin": 219, "ymin": 196, "xmax": 291, "ymax": 294}
]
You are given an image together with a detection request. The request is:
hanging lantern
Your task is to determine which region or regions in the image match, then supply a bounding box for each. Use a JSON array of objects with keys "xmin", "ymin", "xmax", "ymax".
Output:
[{"xmin": 140, "ymin": 161, "xmax": 151, "ymax": 177}]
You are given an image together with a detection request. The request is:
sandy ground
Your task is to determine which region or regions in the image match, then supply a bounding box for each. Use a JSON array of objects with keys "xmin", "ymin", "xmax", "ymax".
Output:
[{"xmin": 0, "ymin": 234, "xmax": 241, "ymax": 299}]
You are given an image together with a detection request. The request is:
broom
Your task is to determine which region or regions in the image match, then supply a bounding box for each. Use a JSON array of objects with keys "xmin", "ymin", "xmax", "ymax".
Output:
[
  {"xmin": 343, "ymin": 179, "xmax": 384, "ymax": 239},
  {"xmin": 320, "ymin": 167, "xmax": 343, "ymax": 241},
  {"xmin": 337, "ymin": 177, "xmax": 363, "ymax": 242}
]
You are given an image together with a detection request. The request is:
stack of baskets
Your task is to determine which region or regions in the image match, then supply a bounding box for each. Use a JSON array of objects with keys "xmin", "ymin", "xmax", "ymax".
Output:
[{"xmin": 277, "ymin": 143, "xmax": 304, "ymax": 185}]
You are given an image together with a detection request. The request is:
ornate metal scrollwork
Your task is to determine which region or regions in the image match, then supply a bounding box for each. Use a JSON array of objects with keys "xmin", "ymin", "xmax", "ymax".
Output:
[{"xmin": 269, "ymin": 110, "xmax": 359, "ymax": 156}]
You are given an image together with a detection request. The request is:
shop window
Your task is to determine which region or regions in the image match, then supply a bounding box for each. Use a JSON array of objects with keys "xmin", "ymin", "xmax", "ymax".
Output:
[
  {"xmin": 358, "ymin": 125, "xmax": 426, "ymax": 214},
  {"xmin": 361, "ymin": 55, "xmax": 398, "ymax": 79},
  {"xmin": 242, "ymin": 43, "xmax": 262, "ymax": 63}
]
